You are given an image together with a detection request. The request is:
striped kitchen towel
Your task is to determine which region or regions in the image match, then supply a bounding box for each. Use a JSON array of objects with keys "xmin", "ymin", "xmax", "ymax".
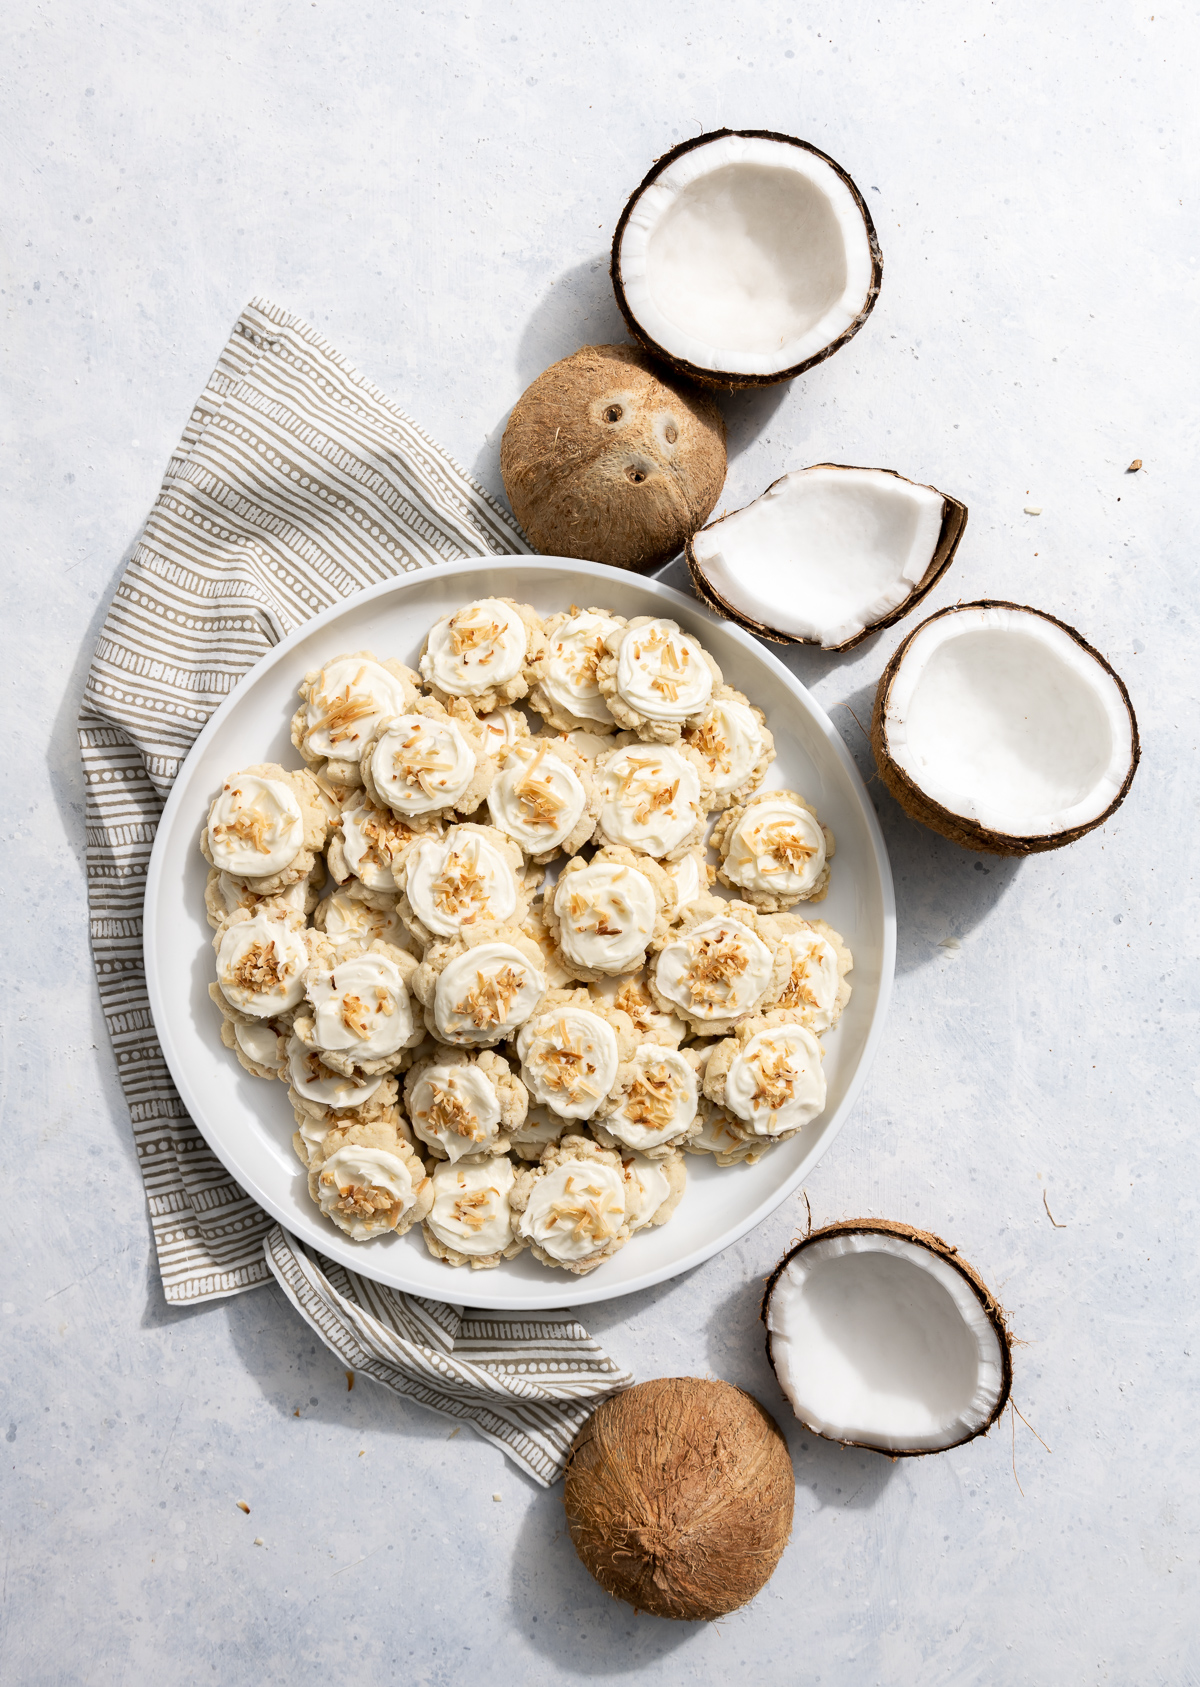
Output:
[{"xmin": 78, "ymin": 298, "xmax": 631, "ymax": 1478}]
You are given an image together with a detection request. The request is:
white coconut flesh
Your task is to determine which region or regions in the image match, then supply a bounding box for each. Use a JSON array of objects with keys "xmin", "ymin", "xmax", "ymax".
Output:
[
  {"xmin": 616, "ymin": 135, "xmax": 877, "ymax": 380},
  {"xmin": 882, "ymin": 605, "xmax": 1135, "ymax": 839},
  {"xmin": 691, "ymin": 467, "xmax": 947, "ymax": 648},
  {"xmin": 767, "ymin": 1232, "xmax": 1006, "ymax": 1453}
]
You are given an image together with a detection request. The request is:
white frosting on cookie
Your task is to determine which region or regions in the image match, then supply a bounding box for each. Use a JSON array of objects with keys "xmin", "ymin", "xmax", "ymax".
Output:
[
  {"xmin": 518, "ymin": 1159, "xmax": 626, "ymax": 1263},
  {"xmin": 553, "ymin": 861, "xmax": 658, "ymax": 974},
  {"xmin": 318, "ymin": 887, "xmax": 409, "ymax": 952},
  {"xmin": 692, "ymin": 1104, "xmax": 749, "ymax": 1158},
  {"xmin": 213, "ymin": 871, "xmax": 311, "ymax": 920},
  {"xmin": 615, "ymin": 620, "xmax": 713, "ymax": 723},
  {"xmin": 776, "ymin": 930, "xmax": 841, "ymax": 1031},
  {"xmin": 216, "ymin": 912, "xmax": 309, "ymax": 1016},
  {"xmin": 476, "ymin": 707, "xmax": 527, "ymax": 756},
  {"xmin": 207, "ymin": 773, "xmax": 304, "ymax": 878},
  {"xmin": 621, "ymin": 1156, "xmax": 672, "ymax": 1232},
  {"xmin": 602, "ymin": 1046, "xmax": 697, "ymax": 1150},
  {"xmin": 663, "ymin": 852, "xmax": 705, "ymax": 918},
  {"xmin": 369, "ymin": 715, "xmax": 477, "ymax": 815},
  {"xmin": 287, "ymin": 1037, "xmax": 384, "ymax": 1109},
  {"xmin": 654, "ymin": 915, "xmax": 774, "ymax": 1022},
  {"xmin": 432, "ymin": 944, "xmax": 546, "ymax": 1043},
  {"xmin": 724, "ymin": 1023, "xmax": 826, "ymax": 1135},
  {"xmin": 315, "ymin": 1145, "xmax": 415, "ymax": 1239},
  {"xmin": 338, "ymin": 789, "xmax": 416, "ymax": 890},
  {"xmin": 688, "ymin": 699, "xmax": 764, "ymax": 798},
  {"xmin": 597, "ymin": 745, "xmax": 703, "ymax": 857},
  {"xmin": 510, "ymin": 1104, "xmax": 567, "ymax": 1154},
  {"xmin": 721, "ymin": 799, "xmax": 827, "ymax": 898},
  {"xmin": 421, "ymin": 599, "xmax": 527, "ymax": 696},
  {"xmin": 405, "ymin": 828, "xmax": 519, "ymax": 938},
  {"xmin": 306, "ymin": 952, "xmax": 414, "ymax": 1061},
  {"xmin": 543, "ymin": 610, "xmax": 623, "ymax": 724},
  {"xmin": 516, "ymin": 1007, "xmax": 620, "ymax": 1120},
  {"xmin": 408, "ymin": 1060, "xmax": 503, "ymax": 1161},
  {"xmin": 488, "ymin": 742, "xmax": 587, "ymax": 854},
  {"xmin": 303, "ymin": 657, "xmax": 412, "ymax": 762},
  {"xmin": 233, "ymin": 1020, "xmax": 285, "ymax": 1071},
  {"xmin": 427, "ymin": 1156, "xmax": 517, "ymax": 1255}
]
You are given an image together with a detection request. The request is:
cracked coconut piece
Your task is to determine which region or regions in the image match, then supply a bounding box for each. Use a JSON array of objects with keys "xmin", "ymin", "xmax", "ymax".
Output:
[
  {"xmin": 306, "ymin": 1120, "xmax": 433, "ymax": 1241},
  {"xmin": 395, "ymin": 822, "xmax": 535, "ymax": 951},
  {"xmin": 403, "ymin": 1045, "xmax": 526, "ymax": 1163},
  {"xmin": 595, "ymin": 616, "xmax": 722, "ymax": 745},
  {"xmin": 420, "ymin": 1155, "xmax": 527, "ymax": 1270},
  {"xmin": 419, "ymin": 597, "xmax": 546, "ymax": 715},
  {"xmin": 700, "ymin": 1010, "xmax": 827, "ymax": 1145},
  {"xmin": 515, "ymin": 988, "xmax": 637, "ymax": 1122},
  {"xmin": 510, "ymin": 1135, "xmax": 631, "ymax": 1275},
  {"xmin": 682, "ymin": 685, "xmax": 776, "ymax": 812},
  {"xmin": 712, "ymin": 788, "xmax": 835, "ymax": 912},
  {"xmin": 359, "ymin": 696, "xmax": 495, "ymax": 823},
  {"xmin": 486, "ymin": 736, "xmax": 600, "ymax": 865},
  {"xmin": 527, "ymin": 606, "xmax": 627, "ymax": 735},
  {"xmin": 290, "ymin": 649, "xmax": 420, "ymax": 787},
  {"xmin": 592, "ymin": 1044, "xmax": 703, "ymax": 1159},
  {"xmin": 757, "ymin": 915, "xmax": 853, "ymax": 1033},
  {"xmin": 411, "ymin": 921, "xmax": 549, "ymax": 1048},
  {"xmin": 291, "ymin": 937, "xmax": 423, "ymax": 1079},
  {"xmin": 542, "ymin": 846, "xmax": 674, "ymax": 983},
  {"xmin": 200, "ymin": 762, "xmax": 330, "ymax": 894},
  {"xmin": 647, "ymin": 896, "xmax": 788, "ymax": 1038}
]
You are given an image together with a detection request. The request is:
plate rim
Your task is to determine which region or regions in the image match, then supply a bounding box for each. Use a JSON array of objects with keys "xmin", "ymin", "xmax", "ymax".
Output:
[{"xmin": 144, "ymin": 555, "xmax": 895, "ymax": 1309}]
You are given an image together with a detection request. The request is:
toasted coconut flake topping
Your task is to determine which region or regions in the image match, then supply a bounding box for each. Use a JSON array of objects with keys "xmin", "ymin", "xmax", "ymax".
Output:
[
  {"xmin": 229, "ymin": 940, "xmax": 286, "ymax": 993},
  {"xmin": 686, "ymin": 932, "xmax": 750, "ymax": 1008},
  {"xmin": 449, "ymin": 607, "xmax": 504, "ymax": 665},
  {"xmin": 624, "ymin": 755, "xmax": 681, "ymax": 824},
  {"xmin": 689, "ymin": 715, "xmax": 733, "ymax": 777},
  {"xmin": 754, "ymin": 819, "xmax": 816, "ymax": 876},
  {"xmin": 513, "ymin": 742, "xmax": 567, "ymax": 827},
  {"xmin": 547, "ymin": 1187, "xmax": 623, "ymax": 1243},
  {"xmin": 320, "ymin": 1173, "xmax": 397, "ymax": 1219},
  {"xmin": 623, "ymin": 1061, "xmax": 680, "ymax": 1131},
  {"xmin": 212, "ymin": 808, "xmax": 276, "ymax": 856},
  {"xmin": 430, "ymin": 838, "xmax": 493, "ymax": 922},
  {"xmin": 614, "ymin": 979, "xmax": 657, "ymax": 1031},
  {"xmin": 311, "ymin": 685, "xmax": 380, "ymax": 746},
  {"xmin": 534, "ymin": 1017, "xmax": 603, "ymax": 1100},
  {"xmin": 778, "ymin": 942, "xmax": 826, "ymax": 1011},
  {"xmin": 452, "ymin": 1186, "xmax": 499, "ymax": 1230},
  {"xmin": 750, "ymin": 1041, "xmax": 798, "ymax": 1118},
  {"xmin": 427, "ymin": 1081, "xmax": 485, "ymax": 1141},
  {"xmin": 457, "ymin": 965, "xmax": 526, "ymax": 1029},
  {"xmin": 391, "ymin": 723, "xmax": 454, "ymax": 795},
  {"xmin": 567, "ymin": 888, "xmax": 623, "ymax": 938}
]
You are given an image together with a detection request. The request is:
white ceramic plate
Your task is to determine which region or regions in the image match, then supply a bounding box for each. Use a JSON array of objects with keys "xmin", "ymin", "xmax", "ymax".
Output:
[{"xmin": 145, "ymin": 558, "xmax": 895, "ymax": 1309}]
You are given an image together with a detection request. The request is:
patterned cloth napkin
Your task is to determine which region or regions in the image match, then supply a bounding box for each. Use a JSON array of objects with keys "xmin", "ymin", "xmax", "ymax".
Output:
[{"xmin": 79, "ymin": 298, "xmax": 633, "ymax": 1482}]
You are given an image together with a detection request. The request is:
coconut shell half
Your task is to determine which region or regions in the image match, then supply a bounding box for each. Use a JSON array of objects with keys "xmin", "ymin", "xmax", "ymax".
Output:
[{"xmin": 762, "ymin": 1220, "xmax": 1012, "ymax": 1457}]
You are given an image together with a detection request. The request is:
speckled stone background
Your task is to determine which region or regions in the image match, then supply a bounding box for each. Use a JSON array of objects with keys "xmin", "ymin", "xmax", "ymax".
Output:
[{"xmin": 4, "ymin": 2, "xmax": 1198, "ymax": 1682}]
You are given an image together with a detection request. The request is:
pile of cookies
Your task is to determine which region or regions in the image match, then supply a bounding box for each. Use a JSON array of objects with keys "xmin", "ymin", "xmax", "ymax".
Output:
[{"xmin": 201, "ymin": 599, "xmax": 852, "ymax": 1274}]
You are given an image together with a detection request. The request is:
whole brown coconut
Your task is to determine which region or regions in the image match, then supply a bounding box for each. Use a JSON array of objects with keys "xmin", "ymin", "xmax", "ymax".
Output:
[
  {"xmin": 563, "ymin": 1376, "xmax": 794, "ymax": 1620},
  {"xmin": 500, "ymin": 345, "xmax": 727, "ymax": 572}
]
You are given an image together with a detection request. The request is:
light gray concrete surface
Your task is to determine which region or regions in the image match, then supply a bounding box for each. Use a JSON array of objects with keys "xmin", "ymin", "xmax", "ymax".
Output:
[{"xmin": 3, "ymin": 2, "xmax": 1198, "ymax": 1682}]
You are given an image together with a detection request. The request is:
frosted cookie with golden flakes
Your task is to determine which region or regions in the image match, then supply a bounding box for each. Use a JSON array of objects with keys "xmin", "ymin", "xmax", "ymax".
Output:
[
  {"xmin": 511, "ymin": 1135, "xmax": 630, "ymax": 1275},
  {"xmin": 404, "ymin": 1046, "xmax": 525, "ymax": 1163},
  {"xmin": 308, "ymin": 1124, "xmax": 432, "ymax": 1241},
  {"xmin": 758, "ymin": 915, "xmax": 853, "ymax": 1032},
  {"xmin": 519, "ymin": 901, "xmax": 574, "ymax": 989},
  {"xmin": 204, "ymin": 862, "xmax": 323, "ymax": 930},
  {"xmin": 591, "ymin": 1045, "xmax": 702, "ymax": 1159},
  {"xmin": 684, "ymin": 1096, "xmax": 767, "ymax": 1167},
  {"xmin": 486, "ymin": 738, "xmax": 599, "ymax": 864},
  {"xmin": 360, "ymin": 697, "xmax": 494, "ymax": 823},
  {"xmin": 683, "ymin": 686, "xmax": 775, "ymax": 812},
  {"xmin": 218, "ymin": 1013, "xmax": 290, "ymax": 1080},
  {"xmin": 200, "ymin": 763, "xmax": 329, "ymax": 894},
  {"xmin": 292, "ymin": 939, "xmax": 423, "ymax": 1079},
  {"xmin": 595, "ymin": 617, "xmax": 721, "ymax": 745},
  {"xmin": 712, "ymin": 789, "xmax": 835, "ymax": 911},
  {"xmin": 515, "ymin": 989, "xmax": 636, "ymax": 1123},
  {"xmin": 396, "ymin": 823, "xmax": 534, "ymax": 950},
  {"xmin": 528, "ymin": 606, "xmax": 626, "ymax": 734},
  {"xmin": 508, "ymin": 1103, "xmax": 570, "ymax": 1161},
  {"xmin": 620, "ymin": 1149, "xmax": 687, "ymax": 1232},
  {"xmin": 647, "ymin": 898, "xmax": 787, "ymax": 1038},
  {"xmin": 419, "ymin": 598, "xmax": 546, "ymax": 714},
  {"xmin": 421, "ymin": 1155, "xmax": 526, "ymax": 1269},
  {"xmin": 701, "ymin": 1011, "xmax": 827, "ymax": 1146},
  {"xmin": 288, "ymin": 1072, "xmax": 405, "ymax": 1168},
  {"xmin": 659, "ymin": 845, "xmax": 715, "ymax": 925},
  {"xmin": 543, "ymin": 847, "xmax": 673, "ymax": 982},
  {"xmin": 588, "ymin": 971, "xmax": 688, "ymax": 1048},
  {"xmin": 290, "ymin": 651, "xmax": 420, "ymax": 787},
  {"xmin": 592, "ymin": 739, "xmax": 713, "ymax": 861},
  {"xmin": 411, "ymin": 922, "xmax": 548, "ymax": 1048},
  {"xmin": 313, "ymin": 881, "xmax": 417, "ymax": 957},
  {"xmin": 210, "ymin": 904, "xmax": 313, "ymax": 1021},
  {"xmin": 326, "ymin": 787, "xmax": 434, "ymax": 892},
  {"xmin": 475, "ymin": 705, "xmax": 532, "ymax": 760}
]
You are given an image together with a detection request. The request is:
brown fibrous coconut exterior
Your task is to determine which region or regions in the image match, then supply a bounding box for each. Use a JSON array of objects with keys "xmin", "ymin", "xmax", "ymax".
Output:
[
  {"xmin": 762, "ymin": 1219, "xmax": 1013, "ymax": 1457},
  {"xmin": 500, "ymin": 344, "xmax": 727, "ymax": 574},
  {"xmin": 871, "ymin": 600, "xmax": 1141, "ymax": 856},
  {"xmin": 686, "ymin": 465, "xmax": 968, "ymax": 653},
  {"xmin": 563, "ymin": 1375, "xmax": 794, "ymax": 1620},
  {"xmin": 611, "ymin": 129, "xmax": 883, "ymax": 391}
]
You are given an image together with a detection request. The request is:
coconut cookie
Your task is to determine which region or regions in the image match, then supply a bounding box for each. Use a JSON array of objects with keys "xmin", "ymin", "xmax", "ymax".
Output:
[
  {"xmin": 683, "ymin": 687, "xmax": 775, "ymax": 811},
  {"xmin": 326, "ymin": 787, "xmax": 432, "ymax": 892},
  {"xmin": 544, "ymin": 847, "xmax": 673, "ymax": 982},
  {"xmin": 685, "ymin": 1097, "xmax": 767, "ymax": 1167},
  {"xmin": 210, "ymin": 904, "xmax": 313, "ymax": 1021},
  {"xmin": 411, "ymin": 922, "xmax": 548, "ymax": 1047},
  {"xmin": 204, "ymin": 863, "xmax": 322, "ymax": 930},
  {"xmin": 288, "ymin": 1070, "xmax": 404, "ymax": 1167},
  {"xmin": 422, "ymin": 1156, "xmax": 525, "ymax": 1269},
  {"xmin": 596, "ymin": 617, "xmax": 721, "ymax": 745},
  {"xmin": 592, "ymin": 1045, "xmax": 702, "ymax": 1158},
  {"xmin": 291, "ymin": 651, "xmax": 420, "ymax": 786},
  {"xmin": 397, "ymin": 823, "xmax": 532, "ymax": 950},
  {"xmin": 515, "ymin": 990, "xmax": 636, "ymax": 1122},
  {"xmin": 648, "ymin": 898, "xmax": 786, "ymax": 1037},
  {"xmin": 360, "ymin": 698, "xmax": 493, "ymax": 823},
  {"xmin": 520, "ymin": 902, "xmax": 575, "ymax": 989},
  {"xmin": 200, "ymin": 764, "xmax": 329, "ymax": 894},
  {"xmin": 292, "ymin": 939, "xmax": 422, "ymax": 1079},
  {"xmin": 701, "ymin": 1012, "xmax": 827, "ymax": 1144},
  {"xmin": 712, "ymin": 789, "xmax": 835, "ymax": 911},
  {"xmin": 307, "ymin": 1122, "xmax": 432, "ymax": 1241},
  {"xmin": 508, "ymin": 1103, "xmax": 570, "ymax": 1161},
  {"xmin": 419, "ymin": 598, "xmax": 545, "ymax": 714},
  {"xmin": 486, "ymin": 738, "xmax": 598, "ymax": 864},
  {"xmin": 404, "ymin": 1046, "xmax": 525, "ymax": 1163},
  {"xmin": 313, "ymin": 881, "xmax": 416, "ymax": 956},
  {"xmin": 475, "ymin": 706, "xmax": 532, "ymax": 760},
  {"xmin": 218, "ymin": 1014, "xmax": 290, "ymax": 1081},
  {"xmin": 660, "ymin": 846, "xmax": 715, "ymax": 925},
  {"xmin": 759, "ymin": 915, "xmax": 853, "ymax": 1033},
  {"xmin": 511, "ymin": 1136, "xmax": 630, "ymax": 1275},
  {"xmin": 621, "ymin": 1150, "xmax": 688, "ymax": 1232},
  {"xmin": 589, "ymin": 971, "xmax": 689, "ymax": 1048},
  {"xmin": 528, "ymin": 606, "xmax": 626, "ymax": 734},
  {"xmin": 593, "ymin": 740, "xmax": 713, "ymax": 861}
]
